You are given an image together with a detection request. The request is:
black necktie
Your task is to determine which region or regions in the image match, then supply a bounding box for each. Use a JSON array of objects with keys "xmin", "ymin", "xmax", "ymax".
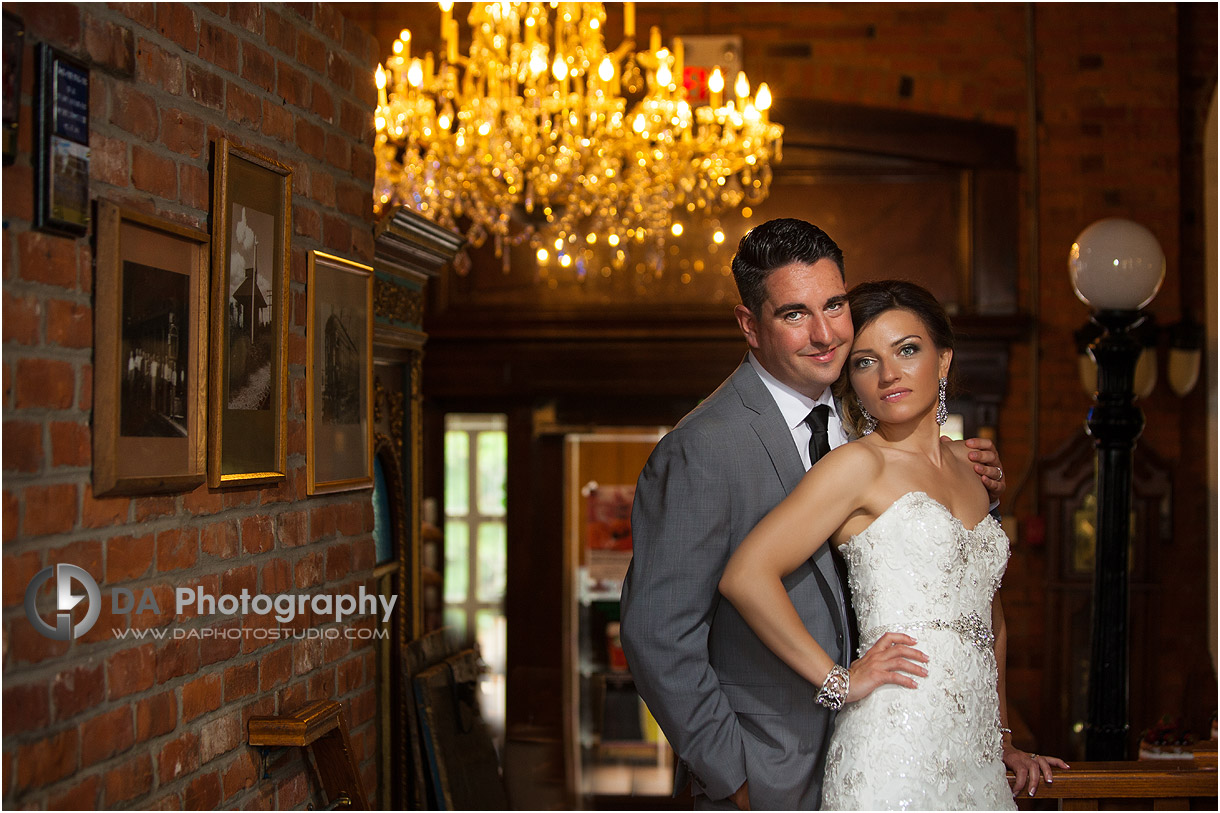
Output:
[{"xmin": 805, "ymin": 404, "xmax": 832, "ymax": 466}]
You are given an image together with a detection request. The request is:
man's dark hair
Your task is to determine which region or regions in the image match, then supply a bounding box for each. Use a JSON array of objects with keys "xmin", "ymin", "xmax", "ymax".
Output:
[{"xmin": 731, "ymin": 218, "xmax": 846, "ymax": 315}]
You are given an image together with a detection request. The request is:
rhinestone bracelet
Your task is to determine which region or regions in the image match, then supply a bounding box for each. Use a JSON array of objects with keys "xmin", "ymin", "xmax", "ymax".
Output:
[{"xmin": 815, "ymin": 664, "xmax": 850, "ymax": 710}]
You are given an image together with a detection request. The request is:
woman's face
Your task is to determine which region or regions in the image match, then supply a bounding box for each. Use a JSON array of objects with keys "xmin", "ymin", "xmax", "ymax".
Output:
[{"xmin": 847, "ymin": 308, "xmax": 951, "ymax": 427}]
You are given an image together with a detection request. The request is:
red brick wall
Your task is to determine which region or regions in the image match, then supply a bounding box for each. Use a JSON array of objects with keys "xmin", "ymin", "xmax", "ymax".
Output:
[{"xmin": 3, "ymin": 3, "xmax": 382, "ymax": 809}]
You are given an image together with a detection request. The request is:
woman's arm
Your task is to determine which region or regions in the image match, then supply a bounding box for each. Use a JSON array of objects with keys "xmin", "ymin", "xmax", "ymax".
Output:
[
  {"xmin": 719, "ymin": 444, "xmax": 928, "ymax": 700},
  {"xmin": 995, "ymin": 596, "xmax": 1069, "ymax": 796}
]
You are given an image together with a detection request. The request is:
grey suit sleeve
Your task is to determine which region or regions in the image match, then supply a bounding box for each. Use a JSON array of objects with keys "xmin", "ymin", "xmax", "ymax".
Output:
[{"xmin": 619, "ymin": 426, "xmax": 746, "ymax": 802}]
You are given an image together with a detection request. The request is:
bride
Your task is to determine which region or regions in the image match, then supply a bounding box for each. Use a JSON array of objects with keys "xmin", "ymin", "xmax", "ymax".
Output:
[{"xmin": 720, "ymin": 280, "xmax": 1067, "ymax": 809}]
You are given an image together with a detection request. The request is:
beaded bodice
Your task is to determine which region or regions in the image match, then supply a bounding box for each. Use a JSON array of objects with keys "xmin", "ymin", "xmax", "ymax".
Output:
[
  {"xmin": 841, "ymin": 491, "xmax": 1008, "ymax": 658},
  {"xmin": 823, "ymin": 491, "xmax": 1016, "ymax": 811}
]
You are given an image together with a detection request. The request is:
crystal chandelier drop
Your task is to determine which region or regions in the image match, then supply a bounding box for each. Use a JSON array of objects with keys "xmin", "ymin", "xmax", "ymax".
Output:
[{"xmin": 374, "ymin": 1, "xmax": 783, "ymax": 278}]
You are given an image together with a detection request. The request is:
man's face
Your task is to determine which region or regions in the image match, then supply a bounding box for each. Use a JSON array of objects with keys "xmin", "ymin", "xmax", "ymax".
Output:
[{"xmin": 734, "ymin": 259, "xmax": 853, "ymax": 399}]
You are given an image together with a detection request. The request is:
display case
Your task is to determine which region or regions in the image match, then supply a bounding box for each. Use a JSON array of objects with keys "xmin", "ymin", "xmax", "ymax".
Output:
[{"xmin": 562, "ymin": 429, "xmax": 675, "ymax": 805}]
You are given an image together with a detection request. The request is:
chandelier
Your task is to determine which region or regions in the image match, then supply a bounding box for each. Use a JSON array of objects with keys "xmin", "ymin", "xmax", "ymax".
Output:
[{"xmin": 374, "ymin": 1, "xmax": 783, "ymax": 278}]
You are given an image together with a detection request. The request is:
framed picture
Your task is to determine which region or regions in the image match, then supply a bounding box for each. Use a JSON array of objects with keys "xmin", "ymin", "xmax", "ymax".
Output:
[
  {"xmin": 34, "ymin": 43, "xmax": 89, "ymax": 236},
  {"xmin": 3, "ymin": 12, "xmax": 25, "ymax": 166},
  {"xmin": 93, "ymin": 202, "xmax": 209, "ymax": 495},
  {"xmin": 209, "ymin": 138, "xmax": 291, "ymax": 487},
  {"xmin": 307, "ymin": 250, "xmax": 374, "ymax": 495}
]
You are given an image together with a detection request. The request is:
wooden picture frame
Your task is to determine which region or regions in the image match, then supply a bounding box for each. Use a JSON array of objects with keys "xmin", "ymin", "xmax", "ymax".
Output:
[
  {"xmin": 307, "ymin": 250, "xmax": 374, "ymax": 495},
  {"xmin": 34, "ymin": 42, "xmax": 89, "ymax": 236},
  {"xmin": 93, "ymin": 201, "xmax": 209, "ymax": 495},
  {"xmin": 209, "ymin": 138, "xmax": 291, "ymax": 487}
]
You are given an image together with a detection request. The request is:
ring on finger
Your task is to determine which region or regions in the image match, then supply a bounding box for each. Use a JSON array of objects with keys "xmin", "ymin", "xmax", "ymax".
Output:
[{"xmin": 995, "ymin": 468, "xmax": 1004, "ymax": 480}]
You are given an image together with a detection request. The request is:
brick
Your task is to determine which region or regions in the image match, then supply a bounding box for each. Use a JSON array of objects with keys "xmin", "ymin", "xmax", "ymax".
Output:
[
  {"xmin": 81, "ymin": 706, "xmax": 134, "ymax": 767},
  {"xmin": 277, "ymin": 60, "xmax": 310, "ymax": 107},
  {"xmin": 3, "ymin": 420, "xmax": 43, "ymax": 472},
  {"xmin": 89, "ymin": 132, "xmax": 130, "ymax": 188},
  {"xmin": 182, "ymin": 673, "xmax": 223, "ymax": 722},
  {"xmin": 131, "ymin": 145, "xmax": 178, "ymax": 198},
  {"xmin": 135, "ymin": 37, "xmax": 184, "ymax": 95},
  {"xmin": 294, "ymin": 551, "xmax": 324, "ymax": 588},
  {"xmin": 242, "ymin": 40, "xmax": 276, "ymax": 92},
  {"xmin": 226, "ymin": 81, "xmax": 261, "ymax": 127},
  {"xmin": 296, "ymin": 118, "xmax": 325, "ymax": 160},
  {"xmin": 184, "ymin": 771, "xmax": 222, "ymax": 809},
  {"xmin": 2, "ymin": 161, "xmax": 33, "ymax": 221},
  {"xmin": 200, "ymin": 618, "xmax": 243, "ymax": 665},
  {"xmin": 310, "ymin": 503, "xmax": 337, "ymax": 539},
  {"xmin": 222, "ymin": 750, "xmax": 258, "ymax": 800},
  {"xmin": 157, "ymin": 2, "xmax": 199, "ymax": 53},
  {"xmin": 158, "ymin": 730, "xmax": 201, "ymax": 783},
  {"xmin": 154, "ymin": 633, "xmax": 200, "ymax": 681},
  {"xmin": 337, "ymin": 656, "xmax": 363, "ymax": 695},
  {"xmin": 262, "ymin": 556, "xmax": 291, "ymax": 594},
  {"xmin": 49, "ymin": 773, "xmax": 100, "ymax": 810},
  {"xmin": 325, "ymin": 542, "xmax": 352, "ymax": 581},
  {"xmin": 296, "ymin": 32, "xmax": 325, "ymax": 74},
  {"xmin": 240, "ymin": 514, "xmax": 274, "ymax": 554},
  {"xmin": 180, "ymin": 162, "xmax": 210, "ymax": 210},
  {"xmin": 15, "ymin": 357, "xmax": 75, "ymax": 409},
  {"xmin": 306, "ymin": 668, "xmax": 335, "ymax": 702},
  {"xmin": 20, "ymin": 3, "xmax": 82, "ymax": 50},
  {"xmin": 186, "ymin": 63, "xmax": 224, "ymax": 110},
  {"xmin": 2, "ymin": 550, "xmax": 42, "ymax": 609},
  {"xmin": 199, "ymin": 713, "xmax": 243, "ymax": 763},
  {"xmin": 311, "ymin": 81, "xmax": 334, "ymax": 123},
  {"xmin": 104, "ymin": 753, "xmax": 153, "ymax": 805},
  {"xmin": 107, "ymin": 643, "xmax": 156, "ymax": 699},
  {"xmin": 276, "ymin": 770, "xmax": 309, "ymax": 810},
  {"xmin": 135, "ymin": 689, "xmax": 177, "ymax": 742},
  {"xmin": 161, "ymin": 108, "xmax": 205, "ymax": 157},
  {"xmin": 50, "ymin": 419, "xmax": 90, "ymax": 467},
  {"xmin": 3, "ymin": 491, "xmax": 17, "ymax": 542},
  {"xmin": 223, "ymin": 660, "xmax": 259, "ymax": 702},
  {"xmin": 155, "ymin": 526, "xmax": 198, "ymax": 571},
  {"xmin": 5, "ymin": 617, "xmax": 70, "ymax": 664},
  {"xmin": 221, "ymin": 563, "xmax": 257, "ymax": 597},
  {"xmin": 199, "ymin": 19, "xmax": 240, "ymax": 73},
  {"xmin": 294, "ymin": 205, "xmax": 321, "ymax": 241},
  {"xmin": 201, "ymin": 518, "xmax": 239, "ymax": 557},
  {"xmin": 4, "ymin": 291, "xmax": 41, "ymax": 345},
  {"xmin": 259, "ymin": 645, "xmax": 293, "ymax": 690},
  {"xmin": 15, "ymin": 728, "xmax": 77, "ymax": 790},
  {"xmin": 52, "ymin": 662, "xmax": 106, "ymax": 720},
  {"xmin": 277, "ymin": 509, "xmax": 308, "ymax": 548},
  {"xmin": 134, "ymin": 494, "xmax": 176, "ymax": 521},
  {"xmin": 327, "ymin": 52, "xmax": 355, "ymax": 96},
  {"xmin": 17, "ymin": 231, "xmax": 80, "ymax": 287},
  {"xmin": 260, "ymin": 96, "xmax": 293, "ymax": 146},
  {"xmin": 23, "ymin": 482, "xmax": 78, "ymax": 536},
  {"xmin": 112, "ymin": 84, "xmax": 159, "ymax": 141},
  {"xmin": 81, "ymin": 484, "xmax": 130, "ymax": 528},
  {"xmin": 336, "ymin": 501, "xmax": 365, "ymax": 536},
  {"xmin": 105, "ymin": 532, "xmax": 154, "ymax": 582},
  {"xmin": 2, "ymin": 683, "xmax": 50, "ymax": 737},
  {"xmin": 84, "ymin": 14, "xmax": 136, "ymax": 76}
]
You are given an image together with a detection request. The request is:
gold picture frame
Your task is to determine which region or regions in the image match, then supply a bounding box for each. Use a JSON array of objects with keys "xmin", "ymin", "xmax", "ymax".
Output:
[
  {"xmin": 209, "ymin": 138, "xmax": 291, "ymax": 487},
  {"xmin": 307, "ymin": 250, "xmax": 374, "ymax": 495},
  {"xmin": 93, "ymin": 201, "xmax": 209, "ymax": 495}
]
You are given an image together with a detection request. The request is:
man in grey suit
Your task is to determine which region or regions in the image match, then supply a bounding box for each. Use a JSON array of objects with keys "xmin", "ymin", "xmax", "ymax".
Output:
[{"xmin": 619, "ymin": 219, "xmax": 1007, "ymax": 809}]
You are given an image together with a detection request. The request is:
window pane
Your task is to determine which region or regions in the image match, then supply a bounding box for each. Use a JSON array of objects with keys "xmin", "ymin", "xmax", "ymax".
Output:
[
  {"xmin": 443, "ymin": 606, "xmax": 467, "ymax": 645},
  {"xmin": 444, "ymin": 521, "xmax": 469, "ymax": 603},
  {"xmin": 444, "ymin": 431, "xmax": 469, "ymax": 516},
  {"xmin": 475, "ymin": 609, "xmax": 507, "ymax": 676},
  {"xmin": 476, "ymin": 521, "xmax": 507, "ymax": 603},
  {"xmin": 476, "ymin": 430, "xmax": 507, "ymax": 516}
]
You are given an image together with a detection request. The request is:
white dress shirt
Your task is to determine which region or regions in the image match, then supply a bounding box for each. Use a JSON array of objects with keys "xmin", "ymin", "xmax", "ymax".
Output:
[{"xmin": 748, "ymin": 353, "xmax": 849, "ymax": 471}]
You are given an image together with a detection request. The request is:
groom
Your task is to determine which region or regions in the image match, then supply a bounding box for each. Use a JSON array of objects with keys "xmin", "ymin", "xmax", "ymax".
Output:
[{"xmin": 619, "ymin": 218, "xmax": 1007, "ymax": 809}]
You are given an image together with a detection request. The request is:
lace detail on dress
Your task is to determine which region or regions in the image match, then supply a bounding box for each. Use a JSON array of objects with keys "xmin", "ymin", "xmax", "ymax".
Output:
[{"xmin": 823, "ymin": 492, "xmax": 1015, "ymax": 810}]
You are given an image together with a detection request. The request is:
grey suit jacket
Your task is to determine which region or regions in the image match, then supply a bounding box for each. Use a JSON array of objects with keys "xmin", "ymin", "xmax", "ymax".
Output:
[{"xmin": 620, "ymin": 359, "xmax": 850, "ymax": 811}]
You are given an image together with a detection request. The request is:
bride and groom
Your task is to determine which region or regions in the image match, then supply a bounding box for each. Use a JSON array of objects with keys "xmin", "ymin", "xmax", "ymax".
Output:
[{"xmin": 619, "ymin": 218, "xmax": 1066, "ymax": 810}]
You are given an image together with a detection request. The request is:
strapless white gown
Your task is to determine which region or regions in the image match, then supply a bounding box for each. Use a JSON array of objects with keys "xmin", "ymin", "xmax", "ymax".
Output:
[{"xmin": 822, "ymin": 492, "xmax": 1016, "ymax": 811}]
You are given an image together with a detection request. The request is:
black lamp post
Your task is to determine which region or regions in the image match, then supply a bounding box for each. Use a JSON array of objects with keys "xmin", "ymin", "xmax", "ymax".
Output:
[{"xmin": 1069, "ymin": 217, "xmax": 1165, "ymax": 761}]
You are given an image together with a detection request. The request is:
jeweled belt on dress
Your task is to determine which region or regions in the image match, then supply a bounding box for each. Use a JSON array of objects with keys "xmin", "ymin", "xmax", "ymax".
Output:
[{"xmin": 858, "ymin": 611, "xmax": 995, "ymax": 654}]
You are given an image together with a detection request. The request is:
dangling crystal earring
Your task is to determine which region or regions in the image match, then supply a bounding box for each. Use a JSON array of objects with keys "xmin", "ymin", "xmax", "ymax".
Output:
[
  {"xmin": 936, "ymin": 376, "xmax": 949, "ymax": 426},
  {"xmin": 859, "ymin": 403, "xmax": 878, "ymax": 436}
]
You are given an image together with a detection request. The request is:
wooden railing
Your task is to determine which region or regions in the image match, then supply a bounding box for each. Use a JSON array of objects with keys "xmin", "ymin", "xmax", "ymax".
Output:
[
  {"xmin": 249, "ymin": 700, "xmax": 369, "ymax": 810},
  {"xmin": 1012, "ymin": 754, "xmax": 1217, "ymax": 810}
]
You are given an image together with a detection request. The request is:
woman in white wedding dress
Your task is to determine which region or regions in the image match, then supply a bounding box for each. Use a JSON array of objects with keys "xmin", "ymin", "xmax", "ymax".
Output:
[{"xmin": 721, "ymin": 281, "xmax": 1067, "ymax": 810}]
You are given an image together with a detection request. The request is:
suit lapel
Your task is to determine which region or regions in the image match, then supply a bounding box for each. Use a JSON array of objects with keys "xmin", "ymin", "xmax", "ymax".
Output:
[{"xmin": 733, "ymin": 359, "xmax": 851, "ymax": 661}]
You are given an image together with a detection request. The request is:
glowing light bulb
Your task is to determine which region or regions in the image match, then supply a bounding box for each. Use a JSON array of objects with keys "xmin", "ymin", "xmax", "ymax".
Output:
[
  {"xmin": 671, "ymin": 222, "xmax": 684, "ymax": 237},
  {"xmin": 407, "ymin": 59, "xmax": 423, "ymax": 87},
  {"xmin": 608, "ymin": 234, "xmax": 620, "ymax": 246},
  {"xmin": 713, "ymin": 230, "xmax": 725, "ymax": 244},
  {"xmin": 656, "ymin": 62, "xmax": 672, "ymax": 87},
  {"xmin": 553, "ymin": 54, "xmax": 566, "ymax": 82},
  {"xmin": 598, "ymin": 56, "xmax": 614, "ymax": 82},
  {"xmin": 375, "ymin": 64, "xmax": 386, "ymax": 89},
  {"xmin": 537, "ymin": 248, "xmax": 549, "ymax": 262},
  {"xmin": 735, "ymin": 71, "xmax": 749, "ymax": 99},
  {"xmin": 756, "ymin": 82, "xmax": 772, "ymax": 110},
  {"xmin": 530, "ymin": 50, "xmax": 547, "ymax": 75},
  {"xmin": 708, "ymin": 67, "xmax": 724, "ymax": 93}
]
